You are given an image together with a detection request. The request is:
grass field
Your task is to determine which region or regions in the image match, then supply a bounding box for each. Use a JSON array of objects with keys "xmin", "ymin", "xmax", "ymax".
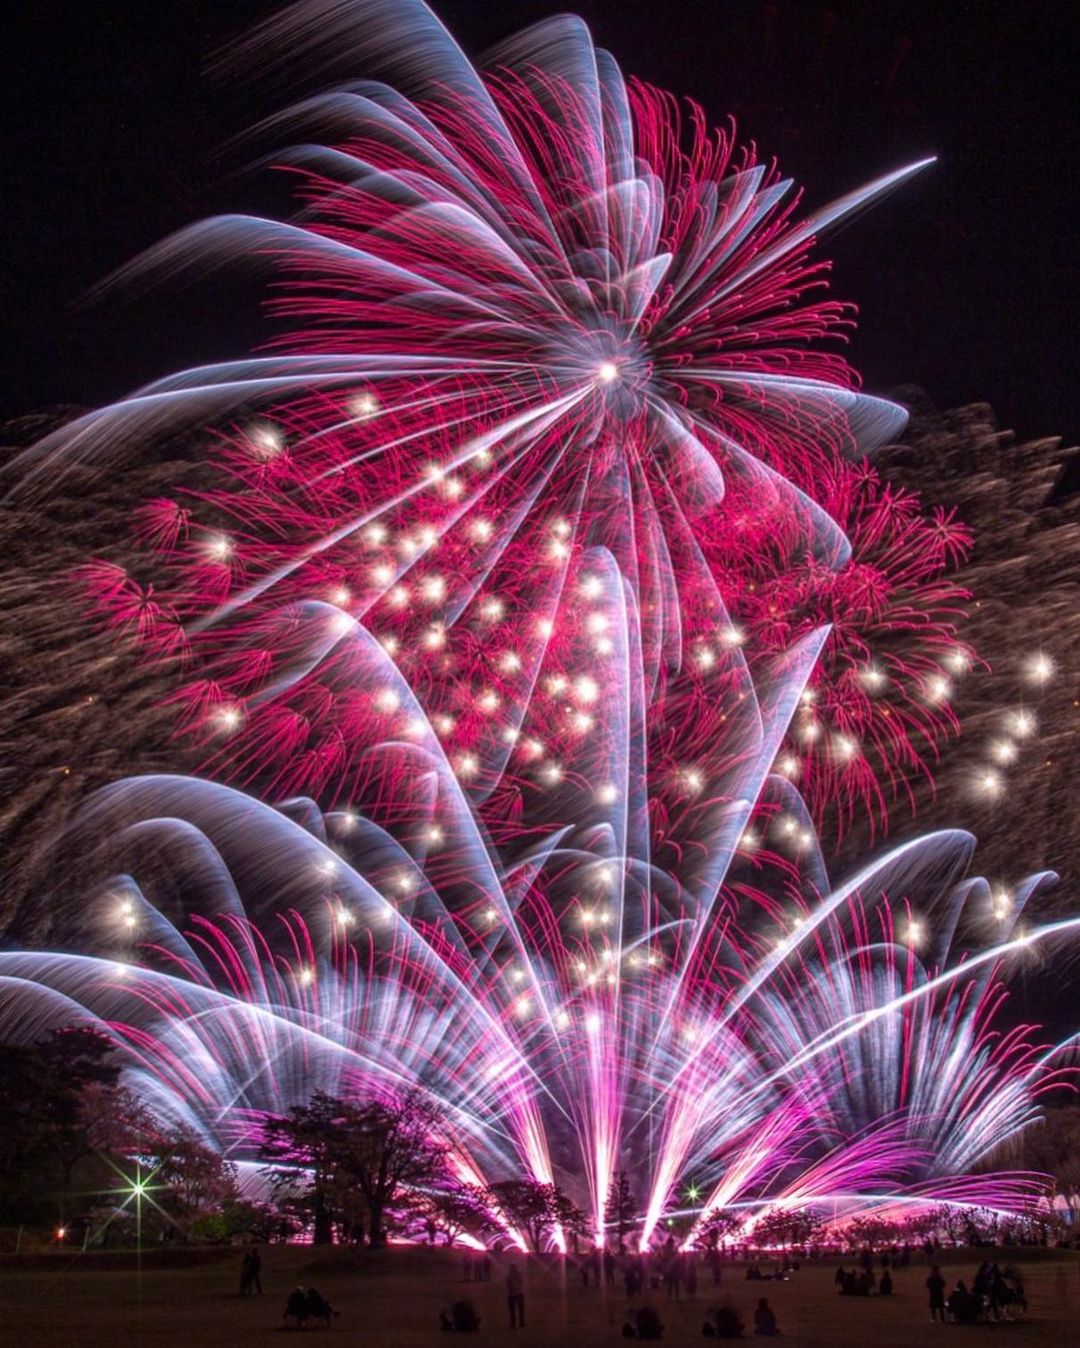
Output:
[{"xmin": 1, "ymin": 1246, "xmax": 1077, "ymax": 1347}]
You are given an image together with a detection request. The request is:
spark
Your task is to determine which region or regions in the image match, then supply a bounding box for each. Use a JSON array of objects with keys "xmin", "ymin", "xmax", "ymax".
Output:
[
  {"xmin": 214, "ymin": 704, "xmax": 242, "ymax": 733},
  {"xmin": 925, "ymin": 675, "xmax": 952, "ymax": 704},
  {"xmin": 203, "ymin": 533, "xmax": 233, "ymax": 563},
  {"xmin": 373, "ymin": 687, "xmax": 400, "ymax": 714},
  {"xmin": 1006, "ymin": 710, "xmax": 1036, "ymax": 738},
  {"xmin": 574, "ymin": 676, "xmax": 599, "ymax": 704},
  {"xmin": 1024, "ymin": 652, "xmax": 1054, "ymax": 685}
]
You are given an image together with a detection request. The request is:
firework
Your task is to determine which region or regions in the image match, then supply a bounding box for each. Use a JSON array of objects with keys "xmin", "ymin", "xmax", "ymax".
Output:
[
  {"xmin": 0, "ymin": 774, "xmax": 1071, "ymax": 1248},
  {"xmin": 3, "ymin": 0, "xmax": 1075, "ymax": 1246}
]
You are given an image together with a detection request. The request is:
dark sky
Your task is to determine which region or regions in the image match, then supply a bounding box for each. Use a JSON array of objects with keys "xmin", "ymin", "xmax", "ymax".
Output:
[{"xmin": 3, "ymin": 0, "xmax": 1077, "ymax": 444}]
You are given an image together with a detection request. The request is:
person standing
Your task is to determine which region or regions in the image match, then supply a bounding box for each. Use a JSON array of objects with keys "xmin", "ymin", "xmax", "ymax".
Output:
[
  {"xmin": 926, "ymin": 1264, "xmax": 946, "ymax": 1323},
  {"xmin": 507, "ymin": 1262, "xmax": 526, "ymax": 1330},
  {"xmin": 664, "ymin": 1252, "xmax": 682, "ymax": 1300}
]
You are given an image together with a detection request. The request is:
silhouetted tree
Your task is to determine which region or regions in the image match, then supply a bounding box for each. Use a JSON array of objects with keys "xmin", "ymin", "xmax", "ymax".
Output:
[
  {"xmin": 0, "ymin": 1027, "xmax": 123, "ymax": 1224},
  {"xmin": 1010, "ymin": 1104, "xmax": 1080, "ymax": 1219},
  {"xmin": 262, "ymin": 1090, "xmax": 446, "ymax": 1246},
  {"xmin": 750, "ymin": 1206, "xmax": 821, "ymax": 1251},
  {"xmin": 605, "ymin": 1171, "xmax": 636, "ymax": 1247},
  {"xmin": 416, "ymin": 1182, "xmax": 494, "ymax": 1247},
  {"xmin": 698, "ymin": 1209, "xmax": 742, "ymax": 1249},
  {"xmin": 487, "ymin": 1179, "xmax": 589, "ymax": 1253}
]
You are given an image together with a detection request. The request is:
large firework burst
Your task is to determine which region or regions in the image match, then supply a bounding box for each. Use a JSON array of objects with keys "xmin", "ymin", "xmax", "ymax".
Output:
[{"xmin": 3, "ymin": 0, "xmax": 1076, "ymax": 1247}]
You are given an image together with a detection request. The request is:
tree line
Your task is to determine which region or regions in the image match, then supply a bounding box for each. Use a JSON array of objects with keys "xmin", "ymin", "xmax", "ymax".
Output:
[
  {"xmin": 4, "ymin": 1027, "xmax": 1079, "ymax": 1250},
  {"xmin": 0, "ymin": 1028, "xmax": 591, "ymax": 1249}
]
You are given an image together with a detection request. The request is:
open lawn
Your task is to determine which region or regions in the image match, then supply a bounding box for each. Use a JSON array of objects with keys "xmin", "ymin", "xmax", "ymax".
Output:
[{"xmin": 1, "ymin": 1247, "xmax": 1077, "ymax": 1347}]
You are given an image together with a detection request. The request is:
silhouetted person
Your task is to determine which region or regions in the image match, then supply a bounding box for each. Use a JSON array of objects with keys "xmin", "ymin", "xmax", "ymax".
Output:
[
  {"xmin": 879, "ymin": 1269, "xmax": 893, "ymax": 1296},
  {"xmin": 664, "ymin": 1254, "xmax": 682, "ymax": 1299},
  {"xmin": 705, "ymin": 1297, "xmax": 744, "ymax": 1338},
  {"xmin": 625, "ymin": 1257, "xmax": 638, "ymax": 1300},
  {"xmin": 834, "ymin": 1264, "xmax": 847, "ymax": 1289},
  {"xmin": 450, "ymin": 1298, "xmax": 481, "ymax": 1331},
  {"xmin": 284, "ymin": 1287, "xmax": 307, "ymax": 1327},
  {"xmin": 948, "ymin": 1279, "xmax": 981, "ymax": 1324},
  {"xmin": 247, "ymin": 1246, "xmax": 262, "ymax": 1295},
  {"xmin": 973, "ymin": 1262, "xmax": 988, "ymax": 1297},
  {"xmin": 507, "ymin": 1262, "xmax": 526, "ymax": 1329},
  {"xmin": 633, "ymin": 1304, "xmax": 664, "ymax": 1339},
  {"xmin": 605, "ymin": 1248, "xmax": 617, "ymax": 1286},
  {"xmin": 989, "ymin": 1266, "xmax": 1007, "ymax": 1320},
  {"xmin": 753, "ymin": 1296, "xmax": 779, "ymax": 1337},
  {"xmin": 305, "ymin": 1286, "xmax": 336, "ymax": 1326},
  {"xmin": 926, "ymin": 1265, "xmax": 946, "ymax": 1323}
]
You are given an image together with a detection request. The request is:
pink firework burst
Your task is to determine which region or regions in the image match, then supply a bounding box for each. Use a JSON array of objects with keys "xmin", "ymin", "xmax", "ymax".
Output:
[
  {"xmin": 48, "ymin": 3, "xmax": 958, "ymax": 844},
  {"xmin": 12, "ymin": 0, "xmax": 1072, "ymax": 1248}
]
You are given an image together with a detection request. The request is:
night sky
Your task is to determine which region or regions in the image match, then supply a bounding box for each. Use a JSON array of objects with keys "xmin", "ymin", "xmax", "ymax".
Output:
[{"xmin": 2, "ymin": 0, "xmax": 1077, "ymax": 445}]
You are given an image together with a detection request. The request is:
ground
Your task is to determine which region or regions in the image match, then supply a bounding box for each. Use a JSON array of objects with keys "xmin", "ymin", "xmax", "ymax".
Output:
[{"xmin": 1, "ymin": 1246, "xmax": 1077, "ymax": 1347}]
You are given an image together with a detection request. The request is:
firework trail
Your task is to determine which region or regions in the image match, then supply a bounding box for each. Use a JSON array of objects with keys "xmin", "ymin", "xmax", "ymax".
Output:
[{"xmin": 2, "ymin": 0, "xmax": 1075, "ymax": 1245}]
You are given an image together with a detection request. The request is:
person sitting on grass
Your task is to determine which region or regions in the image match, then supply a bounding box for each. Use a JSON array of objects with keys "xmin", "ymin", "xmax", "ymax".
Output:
[
  {"xmin": 947, "ymin": 1279, "xmax": 980, "ymax": 1324},
  {"xmin": 622, "ymin": 1303, "xmax": 665, "ymax": 1339},
  {"xmin": 284, "ymin": 1287, "xmax": 308, "ymax": 1328},
  {"xmin": 703, "ymin": 1298, "xmax": 744, "ymax": 1338},
  {"xmin": 1001, "ymin": 1268, "xmax": 1027, "ymax": 1317},
  {"xmin": 304, "ymin": 1286, "xmax": 339, "ymax": 1327},
  {"xmin": 753, "ymin": 1297, "xmax": 780, "ymax": 1337},
  {"xmin": 439, "ymin": 1298, "xmax": 481, "ymax": 1332}
]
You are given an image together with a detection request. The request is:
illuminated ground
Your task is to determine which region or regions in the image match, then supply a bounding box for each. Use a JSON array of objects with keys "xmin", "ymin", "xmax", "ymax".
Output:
[{"xmin": 1, "ymin": 1247, "xmax": 1078, "ymax": 1346}]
